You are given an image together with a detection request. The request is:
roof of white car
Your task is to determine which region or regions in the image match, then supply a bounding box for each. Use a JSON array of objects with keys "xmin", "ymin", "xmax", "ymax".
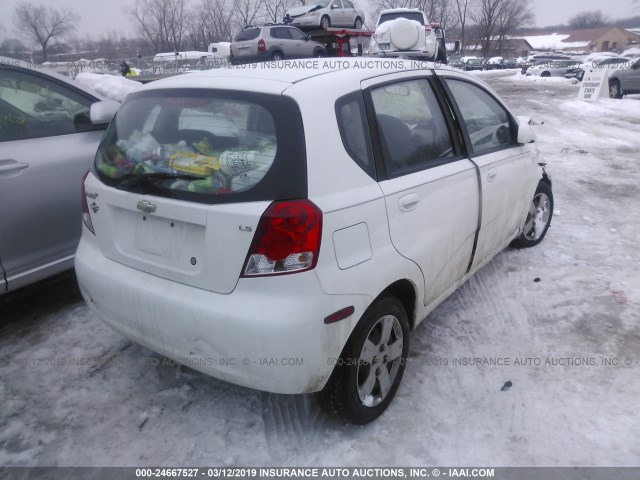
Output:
[
  {"xmin": 379, "ymin": 8, "xmax": 424, "ymax": 14},
  {"xmin": 137, "ymin": 58, "xmax": 458, "ymax": 94}
]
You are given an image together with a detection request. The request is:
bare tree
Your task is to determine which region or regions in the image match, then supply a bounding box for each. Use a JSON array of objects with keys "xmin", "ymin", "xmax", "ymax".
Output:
[
  {"xmin": 234, "ymin": 0, "xmax": 265, "ymax": 29},
  {"xmin": 433, "ymin": 0, "xmax": 459, "ymax": 31},
  {"xmin": 569, "ymin": 10, "xmax": 610, "ymax": 29},
  {"xmin": 0, "ymin": 37, "xmax": 29, "ymax": 60},
  {"xmin": 195, "ymin": 0, "xmax": 237, "ymax": 43},
  {"xmin": 494, "ymin": 0, "xmax": 533, "ymax": 55},
  {"xmin": 13, "ymin": 1, "xmax": 79, "ymax": 62},
  {"xmin": 454, "ymin": 0, "xmax": 470, "ymax": 53},
  {"xmin": 129, "ymin": 0, "xmax": 189, "ymax": 53},
  {"xmin": 470, "ymin": 0, "xmax": 502, "ymax": 57},
  {"xmin": 263, "ymin": 0, "xmax": 295, "ymax": 23},
  {"xmin": 471, "ymin": 0, "xmax": 532, "ymax": 57}
]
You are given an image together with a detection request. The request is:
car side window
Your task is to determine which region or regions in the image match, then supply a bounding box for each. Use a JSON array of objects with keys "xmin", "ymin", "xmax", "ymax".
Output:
[
  {"xmin": 289, "ymin": 28, "xmax": 307, "ymax": 41},
  {"xmin": 370, "ymin": 79, "xmax": 455, "ymax": 176},
  {"xmin": 335, "ymin": 92, "xmax": 374, "ymax": 178},
  {"xmin": 445, "ymin": 79, "xmax": 516, "ymax": 155},
  {"xmin": 0, "ymin": 69, "xmax": 95, "ymax": 142},
  {"xmin": 271, "ymin": 27, "xmax": 292, "ymax": 40}
]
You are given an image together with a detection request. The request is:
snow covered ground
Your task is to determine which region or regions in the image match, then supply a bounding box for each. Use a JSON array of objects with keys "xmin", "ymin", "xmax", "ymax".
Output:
[{"xmin": 1, "ymin": 72, "xmax": 639, "ymax": 467}]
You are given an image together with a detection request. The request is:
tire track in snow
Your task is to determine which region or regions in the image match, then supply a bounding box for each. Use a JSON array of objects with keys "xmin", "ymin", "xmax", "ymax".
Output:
[{"xmin": 260, "ymin": 393, "xmax": 329, "ymax": 464}]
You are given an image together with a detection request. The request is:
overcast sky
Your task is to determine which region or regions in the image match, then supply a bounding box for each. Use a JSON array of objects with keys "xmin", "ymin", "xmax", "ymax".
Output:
[{"xmin": 0, "ymin": 0, "xmax": 637, "ymax": 41}]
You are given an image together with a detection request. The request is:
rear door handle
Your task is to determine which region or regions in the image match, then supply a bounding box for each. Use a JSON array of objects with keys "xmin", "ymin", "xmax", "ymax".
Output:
[
  {"xmin": 487, "ymin": 168, "xmax": 497, "ymax": 182},
  {"xmin": 398, "ymin": 193, "xmax": 420, "ymax": 212},
  {"xmin": 0, "ymin": 159, "xmax": 30, "ymax": 174}
]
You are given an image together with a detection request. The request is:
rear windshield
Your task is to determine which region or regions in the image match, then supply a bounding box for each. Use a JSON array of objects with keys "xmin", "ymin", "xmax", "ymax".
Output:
[
  {"xmin": 379, "ymin": 12, "xmax": 424, "ymax": 25},
  {"xmin": 234, "ymin": 28, "xmax": 261, "ymax": 42},
  {"xmin": 94, "ymin": 89, "xmax": 306, "ymax": 204}
]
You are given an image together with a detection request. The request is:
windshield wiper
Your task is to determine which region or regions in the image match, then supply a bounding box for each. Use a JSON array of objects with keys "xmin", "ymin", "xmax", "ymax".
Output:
[{"xmin": 115, "ymin": 172, "xmax": 203, "ymax": 197}]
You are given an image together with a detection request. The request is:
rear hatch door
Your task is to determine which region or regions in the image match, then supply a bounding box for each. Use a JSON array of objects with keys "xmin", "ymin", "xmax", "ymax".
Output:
[{"xmin": 87, "ymin": 88, "xmax": 306, "ymax": 293}]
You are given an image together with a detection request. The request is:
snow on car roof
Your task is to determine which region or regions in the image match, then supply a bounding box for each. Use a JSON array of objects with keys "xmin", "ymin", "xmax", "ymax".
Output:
[{"xmin": 379, "ymin": 8, "xmax": 424, "ymax": 13}]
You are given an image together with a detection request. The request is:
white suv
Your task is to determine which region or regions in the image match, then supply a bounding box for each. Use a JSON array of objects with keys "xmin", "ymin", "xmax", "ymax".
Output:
[
  {"xmin": 76, "ymin": 60, "xmax": 552, "ymax": 424},
  {"xmin": 369, "ymin": 9, "xmax": 445, "ymax": 62}
]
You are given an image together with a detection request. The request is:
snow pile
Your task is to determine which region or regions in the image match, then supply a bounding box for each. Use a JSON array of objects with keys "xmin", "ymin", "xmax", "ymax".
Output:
[
  {"xmin": 504, "ymin": 72, "xmax": 575, "ymax": 84},
  {"xmin": 74, "ymin": 73, "xmax": 142, "ymax": 102}
]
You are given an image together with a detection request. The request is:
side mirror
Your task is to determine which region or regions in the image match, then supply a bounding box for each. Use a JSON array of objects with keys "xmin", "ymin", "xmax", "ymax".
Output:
[
  {"xmin": 90, "ymin": 100, "xmax": 120, "ymax": 125},
  {"xmin": 305, "ymin": 35, "xmax": 311, "ymax": 41},
  {"xmin": 516, "ymin": 116, "xmax": 536, "ymax": 144}
]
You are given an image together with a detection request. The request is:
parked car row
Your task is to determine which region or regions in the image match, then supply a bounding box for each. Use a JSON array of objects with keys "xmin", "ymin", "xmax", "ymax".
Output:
[
  {"xmin": 526, "ymin": 59, "xmax": 581, "ymax": 77},
  {"xmin": 564, "ymin": 56, "xmax": 637, "ymax": 82},
  {"xmin": 448, "ymin": 56, "xmax": 520, "ymax": 71}
]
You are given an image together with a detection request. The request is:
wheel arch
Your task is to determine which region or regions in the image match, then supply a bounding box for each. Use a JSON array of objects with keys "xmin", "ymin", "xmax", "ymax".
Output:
[{"xmin": 379, "ymin": 279, "xmax": 418, "ymax": 330}]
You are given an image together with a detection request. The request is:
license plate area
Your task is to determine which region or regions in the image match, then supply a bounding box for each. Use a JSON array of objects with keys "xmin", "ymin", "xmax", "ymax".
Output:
[
  {"xmin": 135, "ymin": 214, "xmax": 182, "ymax": 259},
  {"xmin": 379, "ymin": 43, "xmax": 390, "ymax": 51}
]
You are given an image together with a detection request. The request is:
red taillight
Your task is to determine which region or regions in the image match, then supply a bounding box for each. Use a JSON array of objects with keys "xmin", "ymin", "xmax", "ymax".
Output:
[
  {"xmin": 258, "ymin": 39, "xmax": 266, "ymax": 52},
  {"xmin": 242, "ymin": 199, "xmax": 322, "ymax": 277},
  {"xmin": 81, "ymin": 171, "xmax": 95, "ymax": 235},
  {"xmin": 424, "ymin": 25, "xmax": 432, "ymax": 36}
]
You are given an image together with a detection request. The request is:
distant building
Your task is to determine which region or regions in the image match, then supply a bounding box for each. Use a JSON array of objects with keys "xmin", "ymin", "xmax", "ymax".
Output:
[{"xmin": 517, "ymin": 27, "xmax": 640, "ymax": 54}]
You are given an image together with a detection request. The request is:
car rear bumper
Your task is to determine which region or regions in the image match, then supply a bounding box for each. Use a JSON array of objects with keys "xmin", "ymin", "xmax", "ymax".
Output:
[{"xmin": 75, "ymin": 232, "xmax": 370, "ymax": 394}]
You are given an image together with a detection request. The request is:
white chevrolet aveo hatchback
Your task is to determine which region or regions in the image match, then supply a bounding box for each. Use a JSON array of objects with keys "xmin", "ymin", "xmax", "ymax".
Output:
[{"xmin": 76, "ymin": 60, "xmax": 553, "ymax": 424}]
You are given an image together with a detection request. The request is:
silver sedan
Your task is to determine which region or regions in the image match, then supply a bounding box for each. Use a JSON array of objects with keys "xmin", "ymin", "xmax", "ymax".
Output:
[
  {"xmin": 0, "ymin": 56, "xmax": 119, "ymax": 295},
  {"xmin": 284, "ymin": 0, "xmax": 365, "ymax": 29}
]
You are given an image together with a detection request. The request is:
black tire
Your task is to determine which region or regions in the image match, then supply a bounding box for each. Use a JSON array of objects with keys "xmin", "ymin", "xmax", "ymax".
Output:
[
  {"xmin": 270, "ymin": 50, "xmax": 284, "ymax": 61},
  {"xmin": 609, "ymin": 79, "xmax": 623, "ymax": 99},
  {"xmin": 511, "ymin": 180, "xmax": 553, "ymax": 249},
  {"xmin": 321, "ymin": 15, "xmax": 331, "ymax": 29},
  {"xmin": 541, "ymin": 71, "xmax": 551, "ymax": 78},
  {"xmin": 316, "ymin": 294, "xmax": 410, "ymax": 425},
  {"xmin": 314, "ymin": 48, "xmax": 326, "ymax": 58},
  {"xmin": 354, "ymin": 17, "xmax": 363, "ymax": 29}
]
